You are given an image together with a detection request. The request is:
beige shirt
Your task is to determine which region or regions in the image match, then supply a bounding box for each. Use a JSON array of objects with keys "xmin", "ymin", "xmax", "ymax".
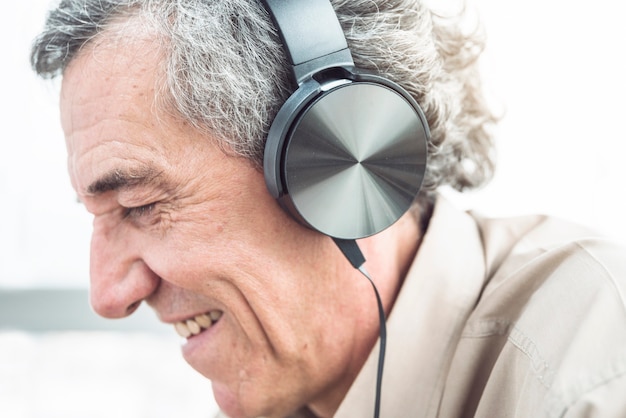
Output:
[
  {"xmin": 220, "ymin": 197, "xmax": 626, "ymax": 417},
  {"xmin": 335, "ymin": 197, "xmax": 626, "ymax": 417}
]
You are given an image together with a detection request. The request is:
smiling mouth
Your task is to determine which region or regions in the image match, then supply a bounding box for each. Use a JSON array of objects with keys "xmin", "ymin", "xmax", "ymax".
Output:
[{"xmin": 174, "ymin": 310, "xmax": 223, "ymax": 338}]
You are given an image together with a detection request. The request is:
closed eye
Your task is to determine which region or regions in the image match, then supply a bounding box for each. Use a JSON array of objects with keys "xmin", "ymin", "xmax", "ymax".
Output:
[{"xmin": 124, "ymin": 202, "xmax": 157, "ymax": 219}]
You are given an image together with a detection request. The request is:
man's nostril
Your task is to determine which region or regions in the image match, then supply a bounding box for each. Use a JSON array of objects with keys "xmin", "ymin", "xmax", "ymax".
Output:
[{"xmin": 126, "ymin": 300, "xmax": 141, "ymax": 315}]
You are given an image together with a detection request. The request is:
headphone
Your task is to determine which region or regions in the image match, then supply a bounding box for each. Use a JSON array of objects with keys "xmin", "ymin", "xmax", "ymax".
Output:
[{"xmin": 262, "ymin": 0, "xmax": 430, "ymax": 240}]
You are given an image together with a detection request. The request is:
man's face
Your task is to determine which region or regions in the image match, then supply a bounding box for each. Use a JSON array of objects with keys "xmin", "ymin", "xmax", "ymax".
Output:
[{"xmin": 59, "ymin": 34, "xmax": 377, "ymax": 418}]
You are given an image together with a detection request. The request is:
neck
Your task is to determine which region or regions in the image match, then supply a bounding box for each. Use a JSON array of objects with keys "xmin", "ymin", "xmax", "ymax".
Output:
[
  {"xmin": 358, "ymin": 210, "xmax": 424, "ymax": 315},
  {"xmin": 307, "ymin": 210, "xmax": 425, "ymax": 418}
]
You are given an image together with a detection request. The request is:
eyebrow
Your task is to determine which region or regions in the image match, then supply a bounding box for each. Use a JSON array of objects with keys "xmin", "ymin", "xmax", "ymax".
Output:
[{"xmin": 86, "ymin": 166, "xmax": 165, "ymax": 195}]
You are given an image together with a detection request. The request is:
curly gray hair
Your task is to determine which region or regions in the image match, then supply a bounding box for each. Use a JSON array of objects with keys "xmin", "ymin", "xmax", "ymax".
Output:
[{"xmin": 31, "ymin": 0, "xmax": 496, "ymax": 203}]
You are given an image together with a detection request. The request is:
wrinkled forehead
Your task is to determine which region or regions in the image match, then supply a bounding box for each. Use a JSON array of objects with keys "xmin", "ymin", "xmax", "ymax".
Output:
[
  {"xmin": 62, "ymin": 36, "xmax": 161, "ymax": 130},
  {"xmin": 59, "ymin": 28, "xmax": 170, "ymax": 190}
]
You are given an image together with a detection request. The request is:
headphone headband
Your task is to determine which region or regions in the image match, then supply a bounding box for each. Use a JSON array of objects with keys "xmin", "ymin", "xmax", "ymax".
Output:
[{"xmin": 260, "ymin": 0, "xmax": 353, "ymax": 83}]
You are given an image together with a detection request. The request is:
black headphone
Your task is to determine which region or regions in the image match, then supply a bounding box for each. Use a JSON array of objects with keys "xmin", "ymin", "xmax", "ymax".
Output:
[{"xmin": 262, "ymin": 0, "xmax": 429, "ymax": 240}]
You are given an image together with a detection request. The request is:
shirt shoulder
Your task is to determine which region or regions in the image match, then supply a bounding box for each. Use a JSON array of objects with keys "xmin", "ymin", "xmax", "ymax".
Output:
[{"xmin": 448, "ymin": 214, "xmax": 626, "ymax": 417}]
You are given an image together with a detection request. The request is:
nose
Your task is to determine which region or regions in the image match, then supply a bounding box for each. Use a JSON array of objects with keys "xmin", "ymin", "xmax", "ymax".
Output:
[{"xmin": 89, "ymin": 220, "xmax": 160, "ymax": 319}]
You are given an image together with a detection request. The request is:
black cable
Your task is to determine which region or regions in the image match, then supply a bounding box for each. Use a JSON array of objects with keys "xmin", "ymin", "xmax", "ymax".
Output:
[{"xmin": 334, "ymin": 238, "xmax": 387, "ymax": 418}]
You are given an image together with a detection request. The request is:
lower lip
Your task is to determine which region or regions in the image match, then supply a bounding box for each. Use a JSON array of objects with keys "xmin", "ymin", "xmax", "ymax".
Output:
[{"xmin": 180, "ymin": 317, "xmax": 223, "ymax": 359}]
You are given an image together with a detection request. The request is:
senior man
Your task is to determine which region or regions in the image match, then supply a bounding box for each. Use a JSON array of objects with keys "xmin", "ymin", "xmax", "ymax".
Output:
[{"xmin": 31, "ymin": 0, "xmax": 626, "ymax": 417}]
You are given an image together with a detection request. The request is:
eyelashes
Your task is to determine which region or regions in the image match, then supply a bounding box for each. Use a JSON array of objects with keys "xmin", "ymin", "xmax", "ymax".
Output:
[{"xmin": 123, "ymin": 202, "xmax": 157, "ymax": 219}]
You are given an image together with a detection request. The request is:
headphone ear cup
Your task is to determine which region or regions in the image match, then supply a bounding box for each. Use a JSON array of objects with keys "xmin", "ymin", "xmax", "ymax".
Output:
[{"xmin": 270, "ymin": 80, "xmax": 428, "ymax": 240}]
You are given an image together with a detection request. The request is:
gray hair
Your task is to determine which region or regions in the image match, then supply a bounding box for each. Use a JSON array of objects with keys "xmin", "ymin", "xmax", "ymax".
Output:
[{"xmin": 31, "ymin": 0, "xmax": 496, "ymax": 201}]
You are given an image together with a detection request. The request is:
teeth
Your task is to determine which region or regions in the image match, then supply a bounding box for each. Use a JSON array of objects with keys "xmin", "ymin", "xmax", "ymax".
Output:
[
  {"xmin": 194, "ymin": 314, "xmax": 212, "ymax": 328},
  {"xmin": 186, "ymin": 319, "xmax": 201, "ymax": 335},
  {"xmin": 175, "ymin": 322, "xmax": 191, "ymax": 338},
  {"xmin": 174, "ymin": 310, "xmax": 222, "ymax": 338}
]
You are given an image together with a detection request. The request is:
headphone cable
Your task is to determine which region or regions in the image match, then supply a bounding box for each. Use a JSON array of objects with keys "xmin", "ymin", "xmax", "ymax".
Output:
[{"xmin": 334, "ymin": 238, "xmax": 387, "ymax": 418}]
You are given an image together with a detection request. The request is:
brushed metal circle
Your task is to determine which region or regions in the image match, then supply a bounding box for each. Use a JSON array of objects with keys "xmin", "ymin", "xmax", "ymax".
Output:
[{"xmin": 284, "ymin": 82, "xmax": 427, "ymax": 239}]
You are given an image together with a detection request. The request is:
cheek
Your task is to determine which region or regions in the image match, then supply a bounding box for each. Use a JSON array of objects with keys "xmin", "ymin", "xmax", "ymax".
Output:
[{"xmin": 138, "ymin": 204, "xmax": 268, "ymax": 295}]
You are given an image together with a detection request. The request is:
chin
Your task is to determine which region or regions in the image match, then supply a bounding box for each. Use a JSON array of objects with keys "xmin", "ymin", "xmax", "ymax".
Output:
[
  {"xmin": 212, "ymin": 381, "xmax": 297, "ymax": 418},
  {"xmin": 212, "ymin": 382, "xmax": 249, "ymax": 418}
]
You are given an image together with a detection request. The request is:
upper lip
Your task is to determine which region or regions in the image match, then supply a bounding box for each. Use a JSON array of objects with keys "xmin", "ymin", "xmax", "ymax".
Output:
[{"xmin": 158, "ymin": 308, "xmax": 220, "ymax": 325}]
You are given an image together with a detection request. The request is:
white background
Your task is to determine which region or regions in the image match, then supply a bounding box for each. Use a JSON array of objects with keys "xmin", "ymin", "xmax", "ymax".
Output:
[{"xmin": 0, "ymin": 0, "xmax": 625, "ymax": 417}]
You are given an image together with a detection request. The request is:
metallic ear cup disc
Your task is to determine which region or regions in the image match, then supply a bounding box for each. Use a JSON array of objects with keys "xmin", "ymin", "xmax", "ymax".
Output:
[{"xmin": 283, "ymin": 82, "xmax": 428, "ymax": 239}]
